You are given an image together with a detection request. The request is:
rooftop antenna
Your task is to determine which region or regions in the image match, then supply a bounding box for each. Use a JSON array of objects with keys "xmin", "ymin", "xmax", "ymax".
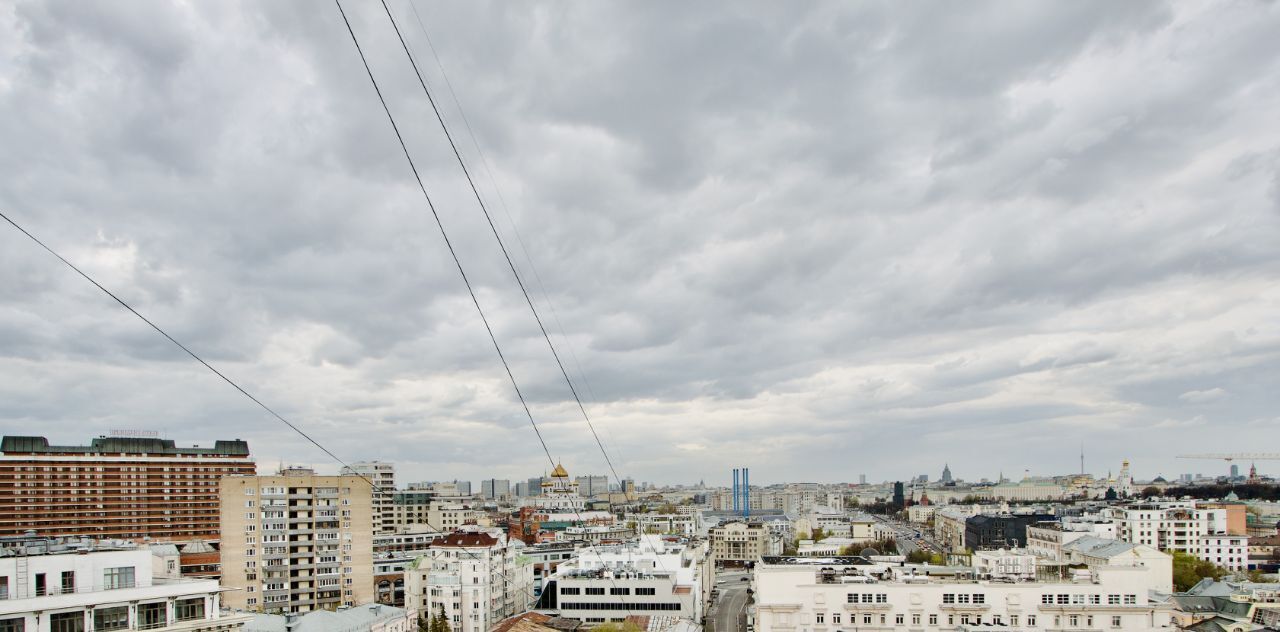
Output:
[{"xmin": 1081, "ymin": 442, "xmax": 1085, "ymax": 476}]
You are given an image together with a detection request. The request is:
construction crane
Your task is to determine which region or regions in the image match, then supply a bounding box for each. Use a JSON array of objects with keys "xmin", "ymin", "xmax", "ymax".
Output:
[{"xmin": 1177, "ymin": 454, "xmax": 1280, "ymax": 461}]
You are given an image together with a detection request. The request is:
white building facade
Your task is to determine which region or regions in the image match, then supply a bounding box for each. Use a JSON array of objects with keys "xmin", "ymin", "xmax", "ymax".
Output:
[
  {"xmin": 404, "ymin": 531, "xmax": 532, "ymax": 632},
  {"xmin": 753, "ymin": 557, "xmax": 1173, "ymax": 632},
  {"xmin": 1104, "ymin": 502, "xmax": 1249, "ymax": 570},
  {"xmin": 0, "ymin": 540, "xmax": 250, "ymax": 632}
]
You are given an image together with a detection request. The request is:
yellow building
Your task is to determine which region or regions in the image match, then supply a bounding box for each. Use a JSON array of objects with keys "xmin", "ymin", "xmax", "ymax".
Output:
[{"xmin": 219, "ymin": 467, "xmax": 373, "ymax": 613}]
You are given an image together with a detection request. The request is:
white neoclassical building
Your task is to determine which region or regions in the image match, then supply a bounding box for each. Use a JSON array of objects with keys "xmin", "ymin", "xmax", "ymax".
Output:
[{"xmin": 753, "ymin": 556, "xmax": 1173, "ymax": 632}]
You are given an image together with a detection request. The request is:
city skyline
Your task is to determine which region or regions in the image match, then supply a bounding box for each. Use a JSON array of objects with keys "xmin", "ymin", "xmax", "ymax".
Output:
[{"xmin": 2, "ymin": 3, "xmax": 1279, "ymax": 484}]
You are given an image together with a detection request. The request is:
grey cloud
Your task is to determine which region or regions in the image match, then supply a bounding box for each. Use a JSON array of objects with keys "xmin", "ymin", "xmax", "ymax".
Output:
[{"xmin": 1, "ymin": 0, "xmax": 1279, "ymax": 484}]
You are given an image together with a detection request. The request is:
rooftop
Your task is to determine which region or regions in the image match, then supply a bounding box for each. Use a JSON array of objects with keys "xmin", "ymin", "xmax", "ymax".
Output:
[
  {"xmin": 1, "ymin": 435, "xmax": 250, "ymax": 456},
  {"xmin": 241, "ymin": 603, "xmax": 406, "ymax": 632}
]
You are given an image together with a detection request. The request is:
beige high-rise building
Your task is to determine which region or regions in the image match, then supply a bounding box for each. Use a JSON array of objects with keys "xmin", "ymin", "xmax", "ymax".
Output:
[
  {"xmin": 340, "ymin": 461, "xmax": 396, "ymax": 533},
  {"xmin": 219, "ymin": 467, "xmax": 373, "ymax": 613}
]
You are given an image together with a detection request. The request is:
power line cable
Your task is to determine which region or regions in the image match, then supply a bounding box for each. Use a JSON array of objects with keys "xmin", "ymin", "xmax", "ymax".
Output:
[
  {"xmin": 403, "ymin": 0, "xmax": 619, "ymax": 460},
  {"xmin": 335, "ymin": 2, "xmax": 643, "ymax": 616},
  {"xmin": 377, "ymin": 0, "xmax": 626, "ymax": 498},
  {"xmin": 0, "ymin": 207, "xmax": 542, "ymax": 608},
  {"xmin": 333, "ymin": 0, "xmax": 557, "ymax": 472}
]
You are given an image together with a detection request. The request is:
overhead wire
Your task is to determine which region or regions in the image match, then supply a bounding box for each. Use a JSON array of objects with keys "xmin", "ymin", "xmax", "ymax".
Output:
[
  {"xmin": 338, "ymin": 0, "xmax": 642, "ymax": 616},
  {"xmin": 0, "ymin": 208, "xmax": 542, "ymax": 608},
  {"xmin": 377, "ymin": 0, "xmax": 628, "ymax": 501},
  {"xmin": 378, "ymin": 0, "xmax": 680, "ymax": 605},
  {"xmin": 402, "ymin": 0, "xmax": 623, "ymax": 467}
]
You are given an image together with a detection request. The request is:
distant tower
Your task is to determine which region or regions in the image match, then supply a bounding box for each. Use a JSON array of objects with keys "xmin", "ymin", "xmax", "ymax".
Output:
[
  {"xmin": 941, "ymin": 464, "xmax": 953, "ymax": 485},
  {"xmin": 1248, "ymin": 463, "xmax": 1260, "ymax": 484},
  {"xmin": 1117, "ymin": 459, "xmax": 1133, "ymax": 497},
  {"xmin": 1230, "ymin": 464, "xmax": 1240, "ymax": 479}
]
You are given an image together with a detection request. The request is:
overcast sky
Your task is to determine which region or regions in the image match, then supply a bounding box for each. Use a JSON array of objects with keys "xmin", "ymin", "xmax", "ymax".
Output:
[{"xmin": 2, "ymin": 1, "xmax": 1279, "ymax": 487}]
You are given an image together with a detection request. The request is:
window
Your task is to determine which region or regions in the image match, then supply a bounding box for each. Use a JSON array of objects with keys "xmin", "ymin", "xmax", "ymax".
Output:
[
  {"xmin": 561, "ymin": 587, "xmax": 581, "ymax": 595},
  {"xmin": 103, "ymin": 567, "xmax": 136, "ymax": 590},
  {"xmin": 1086, "ymin": 616, "xmax": 1094, "ymax": 627},
  {"xmin": 972, "ymin": 593, "xmax": 984, "ymax": 604},
  {"xmin": 1069, "ymin": 615, "xmax": 1079, "ymax": 627},
  {"xmin": 1027, "ymin": 616, "xmax": 1036, "ymax": 626},
  {"xmin": 60, "ymin": 571, "xmax": 74, "ymax": 594},
  {"xmin": 957, "ymin": 594, "xmax": 970, "ymax": 604},
  {"xmin": 875, "ymin": 593, "xmax": 887, "ymax": 604},
  {"xmin": 815, "ymin": 614, "xmax": 824, "ymax": 624},
  {"xmin": 846, "ymin": 594, "xmax": 857, "ymax": 603},
  {"xmin": 1090, "ymin": 595, "xmax": 1101, "ymax": 605},
  {"xmin": 50, "ymin": 613, "xmax": 83, "ymax": 632},
  {"xmin": 895, "ymin": 615, "xmax": 904, "ymax": 625},
  {"xmin": 138, "ymin": 603, "xmax": 166, "ymax": 629},
  {"xmin": 832, "ymin": 614, "xmax": 840, "ymax": 624},
  {"xmin": 1124, "ymin": 595, "xmax": 1137, "ymax": 605},
  {"xmin": 929, "ymin": 615, "xmax": 937, "ymax": 626},
  {"xmin": 0, "ymin": 618, "xmax": 24, "ymax": 632},
  {"xmin": 34, "ymin": 574, "xmax": 45, "ymax": 597},
  {"xmin": 1010, "ymin": 615, "xmax": 1019, "ymax": 626},
  {"xmin": 176, "ymin": 598, "xmax": 205, "ymax": 622},
  {"xmin": 912, "ymin": 614, "xmax": 920, "ymax": 625},
  {"xmin": 1108, "ymin": 594, "xmax": 1120, "ymax": 605},
  {"xmin": 637, "ymin": 588, "xmax": 656, "ymax": 596},
  {"xmin": 862, "ymin": 614, "xmax": 871, "ymax": 625},
  {"xmin": 1042, "ymin": 594, "xmax": 1054, "ymax": 605},
  {"xmin": 1057, "ymin": 594, "xmax": 1069, "ymax": 605},
  {"xmin": 861, "ymin": 594, "xmax": 872, "ymax": 604},
  {"xmin": 1112, "ymin": 616, "xmax": 1122, "ymax": 628},
  {"xmin": 943, "ymin": 593, "xmax": 956, "ymax": 604},
  {"xmin": 95, "ymin": 607, "xmax": 129, "ymax": 631},
  {"xmin": 1071, "ymin": 594, "xmax": 1085, "ymax": 605},
  {"xmin": 610, "ymin": 588, "xmax": 630, "ymax": 595}
]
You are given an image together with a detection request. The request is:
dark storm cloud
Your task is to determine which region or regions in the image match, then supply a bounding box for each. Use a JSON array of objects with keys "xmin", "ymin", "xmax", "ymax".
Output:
[{"xmin": 1, "ymin": 0, "xmax": 1278, "ymax": 485}]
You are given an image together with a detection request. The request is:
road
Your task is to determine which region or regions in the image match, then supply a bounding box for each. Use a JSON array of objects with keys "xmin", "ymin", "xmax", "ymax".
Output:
[
  {"xmin": 871, "ymin": 515, "xmax": 944, "ymax": 556},
  {"xmin": 709, "ymin": 570, "xmax": 751, "ymax": 632}
]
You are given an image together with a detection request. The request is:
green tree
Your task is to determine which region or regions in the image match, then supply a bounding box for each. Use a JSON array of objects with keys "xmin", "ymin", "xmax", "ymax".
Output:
[
  {"xmin": 1140, "ymin": 486, "xmax": 1161, "ymax": 498},
  {"xmin": 417, "ymin": 615, "xmax": 430, "ymax": 632},
  {"xmin": 1171, "ymin": 550, "xmax": 1228, "ymax": 592},
  {"xmin": 812, "ymin": 526, "xmax": 826, "ymax": 542}
]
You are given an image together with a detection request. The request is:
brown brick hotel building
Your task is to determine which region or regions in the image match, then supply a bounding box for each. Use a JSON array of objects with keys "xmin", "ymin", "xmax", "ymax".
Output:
[{"xmin": 0, "ymin": 434, "xmax": 255, "ymax": 540}]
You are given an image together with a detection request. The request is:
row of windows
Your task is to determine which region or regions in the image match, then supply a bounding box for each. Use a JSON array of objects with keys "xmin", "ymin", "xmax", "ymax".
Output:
[
  {"xmin": 1040, "ymin": 594, "xmax": 1137, "ymax": 605},
  {"xmin": 815, "ymin": 609, "xmax": 1130, "ymax": 628},
  {"xmin": 560, "ymin": 603, "xmax": 683, "ymax": 611},
  {"xmin": 941, "ymin": 593, "xmax": 985, "ymax": 604},
  {"xmin": 845, "ymin": 593, "xmax": 887, "ymax": 604}
]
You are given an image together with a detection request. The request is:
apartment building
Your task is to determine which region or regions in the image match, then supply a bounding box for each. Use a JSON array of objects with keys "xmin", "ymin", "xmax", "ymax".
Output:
[
  {"xmin": 219, "ymin": 468, "xmax": 373, "ymax": 613},
  {"xmin": 340, "ymin": 462, "xmax": 396, "ymax": 534},
  {"xmin": 0, "ymin": 535, "xmax": 251, "ymax": 632},
  {"xmin": 0, "ymin": 435, "xmax": 255, "ymax": 540},
  {"xmin": 481, "ymin": 480, "xmax": 511, "ymax": 500},
  {"xmin": 403, "ymin": 531, "xmax": 532, "ymax": 632},
  {"xmin": 625, "ymin": 513, "xmax": 701, "ymax": 537},
  {"xmin": 709, "ymin": 521, "xmax": 781, "ymax": 565},
  {"xmin": 1104, "ymin": 502, "xmax": 1249, "ymax": 570},
  {"xmin": 533, "ymin": 536, "xmax": 710, "ymax": 625},
  {"xmin": 753, "ymin": 556, "xmax": 1173, "ymax": 632}
]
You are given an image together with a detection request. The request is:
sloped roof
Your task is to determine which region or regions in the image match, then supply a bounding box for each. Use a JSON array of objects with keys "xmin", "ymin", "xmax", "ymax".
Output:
[
  {"xmin": 1062, "ymin": 536, "xmax": 1147, "ymax": 559},
  {"xmin": 431, "ymin": 532, "xmax": 498, "ymax": 548}
]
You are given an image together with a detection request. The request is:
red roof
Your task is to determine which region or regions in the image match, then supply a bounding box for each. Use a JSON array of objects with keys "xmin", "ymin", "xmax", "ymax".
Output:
[{"xmin": 431, "ymin": 532, "xmax": 499, "ymax": 548}]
